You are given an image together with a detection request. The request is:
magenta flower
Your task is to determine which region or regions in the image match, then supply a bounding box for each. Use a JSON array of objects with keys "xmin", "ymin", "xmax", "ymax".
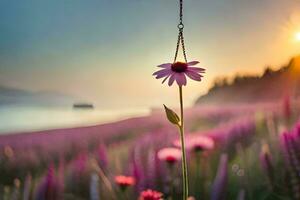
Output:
[
  {"xmin": 114, "ymin": 175, "xmax": 135, "ymax": 191},
  {"xmin": 174, "ymin": 135, "xmax": 214, "ymax": 152},
  {"xmin": 191, "ymin": 136, "xmax": 214, "ymax": 152},
  {"xmin": 138, "ymin": 189, "xmax": 163, "ymax": 200},
  {"xmin": 259, "ymin": 143, "xmax": 274, "ymax": 184},
  {"xmin": 211, "ymin": 154, "xmax": 228, "ymax": 200},
  {"xmin": 153, "ymin": 61, "xmax": 205, "ymax": 86},
  {"xmin": 157, "ymin": 147, "xmax": 182, "ymax": 165}
]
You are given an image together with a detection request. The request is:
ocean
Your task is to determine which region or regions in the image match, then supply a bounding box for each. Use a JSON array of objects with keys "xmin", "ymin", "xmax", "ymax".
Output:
[{"xmin": 0, "ymin": 105, "xmax": 150, "ymax": 134}]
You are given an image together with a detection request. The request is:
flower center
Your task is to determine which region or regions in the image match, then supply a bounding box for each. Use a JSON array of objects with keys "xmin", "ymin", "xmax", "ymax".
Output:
[
  {"xmin": 193, "ymin": 145, "xmax": 204, "ymax": 152},
  {"xmin": 171, "ymin": 62, "xmax": 188, "ymax": 73},
  {"xmin": 165, "ymin": 156, "xmax": 177, "ymax": 164}
]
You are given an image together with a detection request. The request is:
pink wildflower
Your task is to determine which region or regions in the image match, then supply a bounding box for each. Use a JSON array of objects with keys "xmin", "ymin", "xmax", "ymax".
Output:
[
  {"xmin": 153, "ymin": 61, "xmax": 205, "ymax": 86},
  {"xmin": 174, "ymin": 135, "xmax": 214, "ymax": 152},
  {"xmin": 138, "ymin": 189, "xmax": 163, "ymax": 200},
  {"xmin": 114, "ymin": 175, "xmax": 135, "ymax": 190},
  {"xmin": 259, "ymin": 143, "xmax": 274, "ymax": 184},
  {"xmin": 157, "ymin": 147, "xmax": 182, "ymax": 165}
]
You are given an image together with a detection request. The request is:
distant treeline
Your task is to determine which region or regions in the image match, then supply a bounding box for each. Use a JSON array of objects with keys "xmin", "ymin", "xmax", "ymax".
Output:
[{"xmin": 196, "ymin": 56, "xmax": 300, "ymax": 105}]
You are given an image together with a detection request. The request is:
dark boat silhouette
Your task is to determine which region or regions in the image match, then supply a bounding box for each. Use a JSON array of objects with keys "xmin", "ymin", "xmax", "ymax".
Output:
[{"xmin": 73, "ymin": 103, "xmax": 94, "ymax": 109}]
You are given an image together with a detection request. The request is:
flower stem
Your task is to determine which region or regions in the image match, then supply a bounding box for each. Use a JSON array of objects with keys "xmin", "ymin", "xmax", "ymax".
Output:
[
  {"xmin": 178, "ymin": 86, "xmax": 189, "ymax": 200},
  {"xmin": 169, "ymin": 165, "xmax": 175, "ymax": 199}
]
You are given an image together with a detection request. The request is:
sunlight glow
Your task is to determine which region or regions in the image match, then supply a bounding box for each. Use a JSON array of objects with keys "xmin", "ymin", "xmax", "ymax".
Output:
[{"xmin": 296, "ymin": 32, "xmax": 300, "ymax": 41}]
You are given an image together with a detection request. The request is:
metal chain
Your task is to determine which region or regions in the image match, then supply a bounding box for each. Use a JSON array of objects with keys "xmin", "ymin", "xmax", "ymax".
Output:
[
  {"xmin": 174, "ymin": 0, "xmax": 187, "ymax": 63},
  {"xmin": 179, "ymin": 0, "xmax": 183, "ymax": 26},
  {"xmin": 174, "ymin": 32, "xmax": 181, "ymax": 63},
  {"xmin": 180, "ymin": 31, "xmax": 187, "ymax": 63}
]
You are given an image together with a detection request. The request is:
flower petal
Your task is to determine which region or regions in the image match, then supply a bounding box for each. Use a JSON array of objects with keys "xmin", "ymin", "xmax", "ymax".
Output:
[
  {"xmin": 162, "ymin": 74, "xmax": 171, "ymax": 84},
  {"xmin": 187, "ymin": 61, "xmax": 200, "ymax": 66},
  {"xmin": 157, "ymin": 63, "xmax": 172, "ymax": 69},
  {"xmin": 175, "ymin": 73, "xmax": 187, "ymax": 86},
  {"xmin": 168, "ymin": 74, "xmax": 176, "ymax": 86},
  {"xmin": 185, "ymin": 70, "xmax": 202, "ymax": 81},
  {"xmin": 153, "ymin": 69, "xmax": 172, "ymax": 79},
  {"xmin": 188, "ymin": 67, "xmax": 205, "ymax": 73}
]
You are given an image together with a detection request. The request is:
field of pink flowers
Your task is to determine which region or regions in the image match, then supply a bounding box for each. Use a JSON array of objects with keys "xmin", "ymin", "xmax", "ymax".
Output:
[{"xmin": 0, "ymin": 100, "xmax": 299, "ymax": 200}]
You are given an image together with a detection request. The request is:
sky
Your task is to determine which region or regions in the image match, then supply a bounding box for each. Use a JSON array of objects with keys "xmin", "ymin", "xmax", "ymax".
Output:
[{"xmin": 1, "ymin": 0, "xmax": 300, "ymax": 110}]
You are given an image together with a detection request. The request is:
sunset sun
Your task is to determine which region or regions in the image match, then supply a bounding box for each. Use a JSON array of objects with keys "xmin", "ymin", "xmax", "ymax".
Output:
[{"xmin": 296, "ymin": 32, "xmax": 300, "ymax": 41}]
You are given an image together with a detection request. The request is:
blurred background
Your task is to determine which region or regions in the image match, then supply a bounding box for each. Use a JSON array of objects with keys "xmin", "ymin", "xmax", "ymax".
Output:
[{"xmin": 1, "ymin": 0, "xmax": 300, "ymax": 200}]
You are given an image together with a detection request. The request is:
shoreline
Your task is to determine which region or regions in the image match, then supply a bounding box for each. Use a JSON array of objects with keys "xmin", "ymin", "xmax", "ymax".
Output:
[
  {"xmin": 0, "ymin": 106, "xmax": 151, "ymax": 135},
  {"xmin": 0, "ymin": 114, "xmax": 153, "ymax": 137}
]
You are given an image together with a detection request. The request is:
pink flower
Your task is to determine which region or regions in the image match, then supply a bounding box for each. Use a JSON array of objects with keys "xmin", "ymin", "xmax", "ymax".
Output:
[
  {"xmin": 153, "ymin": 61, "xmax": 205, "ymax": 86},
  {"xmin": 174, "ymin": 135, "xmax": 214, "ymax": 152},
  {"xmin": 157, "ymin": 147, "xmax": 182, "ymax": 165},
  {"xmin": 138, "ymin": 189, "xmax": 163, "ymax": 200},
  {"xmin": 114, "ymin": 175, "xmax": 135, "ymax": 190}
]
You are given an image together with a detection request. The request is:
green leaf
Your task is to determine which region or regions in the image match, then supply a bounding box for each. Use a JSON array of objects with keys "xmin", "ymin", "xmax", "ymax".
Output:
[{"xmin": 163, "ymin": 104, "xmax": 180, "ymax": 125}]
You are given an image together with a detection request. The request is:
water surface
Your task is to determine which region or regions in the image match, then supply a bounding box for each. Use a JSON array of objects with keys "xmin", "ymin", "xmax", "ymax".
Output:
[{"xmin": 0, "ymin": 105, "xmax": 150, "ymax": 134}]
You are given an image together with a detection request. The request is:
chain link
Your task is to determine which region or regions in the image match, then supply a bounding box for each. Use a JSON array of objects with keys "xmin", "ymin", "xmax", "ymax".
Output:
[
  {"xmin": 179, "ymin": 0, "xmax": 183, "ymax": 26},
  {"xmin": 174, "ymin": 31, "xmax": 181, "ymax": 63},
  {"xmin": 180, "ymin": 31, "xmax": 187, "ymax": 63},
  {"xmin": 174, "ymin": 0, "xmax": 188, "ymax": 63}
]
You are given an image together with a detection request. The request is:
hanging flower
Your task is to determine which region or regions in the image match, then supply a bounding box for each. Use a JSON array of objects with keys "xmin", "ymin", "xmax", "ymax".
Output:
[
  {"xmin": 157, "ymin": 147, "xmax": 182, "ymax": 165},
  {"xmin": 153, "ymin": 61, "xmax": 205, "ymax": 86},
  {"xmin": 114, "ymin": 175, "xmax": 135, "ymax": 191},
  {"xmin": 138, "ymin": 189, "xmax": 163, "ymax": 200}
]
